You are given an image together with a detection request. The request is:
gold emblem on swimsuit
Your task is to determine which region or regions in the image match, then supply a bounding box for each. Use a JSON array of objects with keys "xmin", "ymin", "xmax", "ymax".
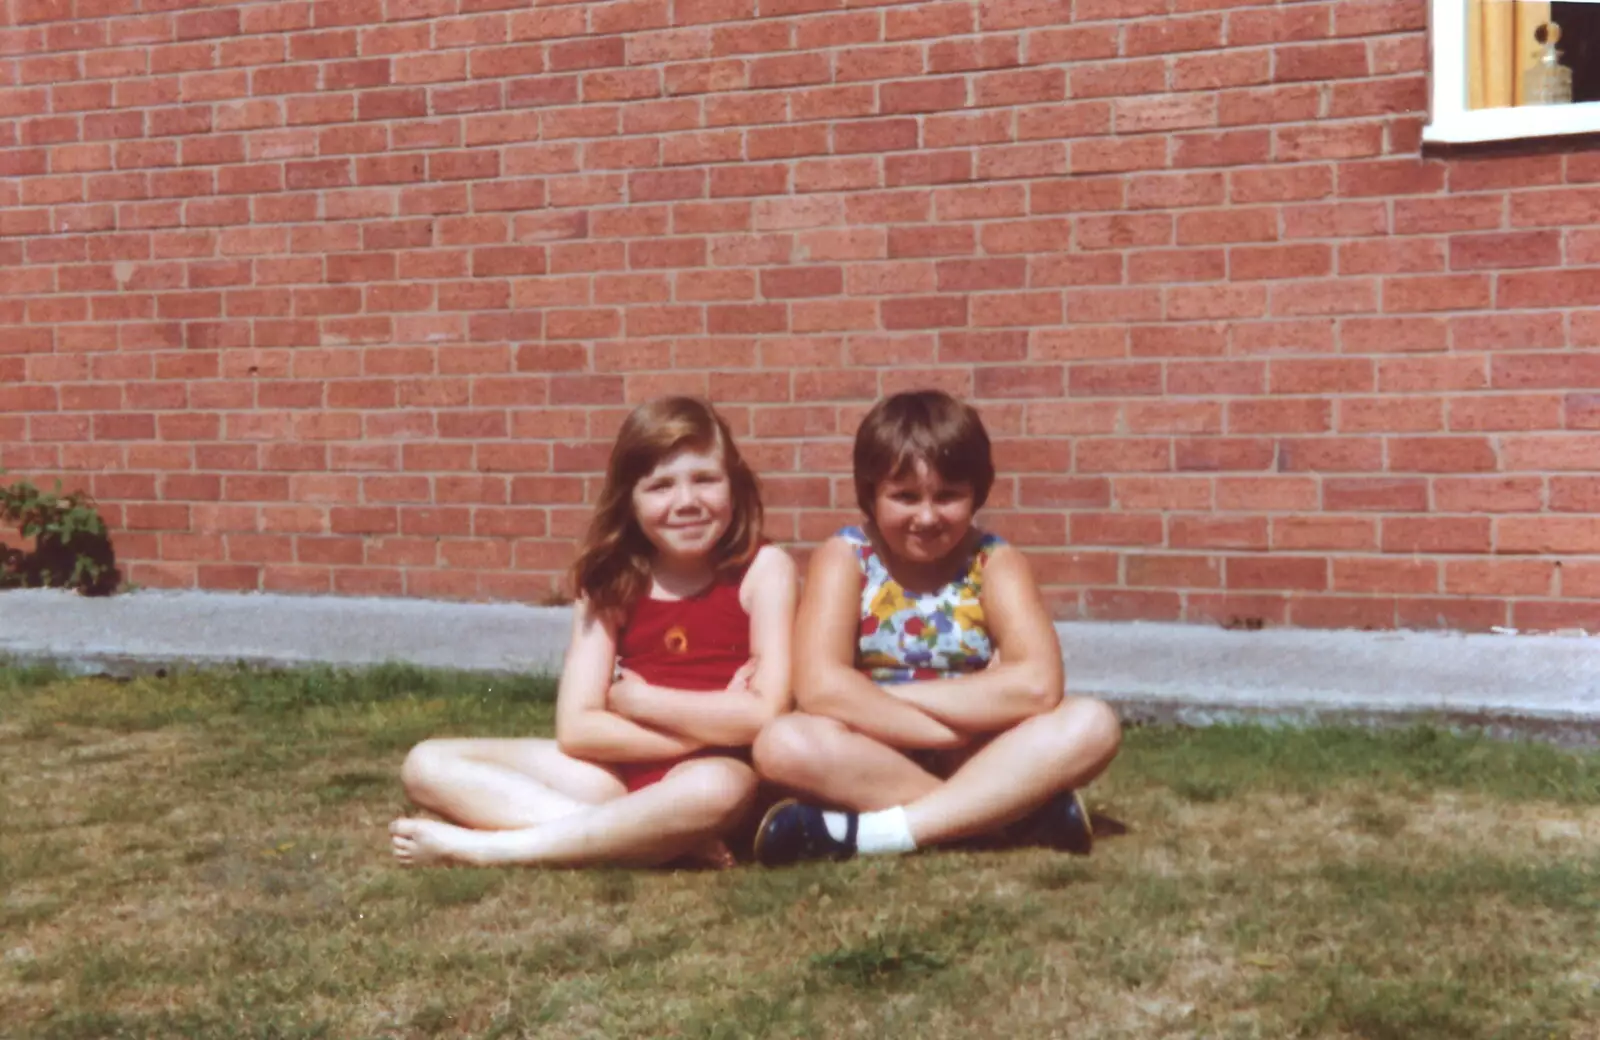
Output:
[{"xmin": 663, "ymin": 626, "xmax": 689, "ymax": 654}]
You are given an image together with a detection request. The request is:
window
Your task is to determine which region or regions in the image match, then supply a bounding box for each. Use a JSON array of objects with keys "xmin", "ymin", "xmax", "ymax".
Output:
[{"xmin": 1426, "ymin": 0, "xmax": 1600, "ymax": 143}]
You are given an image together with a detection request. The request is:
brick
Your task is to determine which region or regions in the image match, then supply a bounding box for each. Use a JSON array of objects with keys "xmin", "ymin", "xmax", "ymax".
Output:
[
  {"xmin": 1393, "ymin": 195, "xmax": 1503, "ymax": 235},
  {"xmin": 1126, "ymin": 172, "xmax": 1224, "ymax": 210},
  {"xmin": 885, "ymin": 2, "xmax": 975, "ymax": 41},
  {"xmin": 1067, "ymin": 288, "xmax": 1160, "ymax": 324},
  {"xmin": 1115, "ymin": 94, "xmax": 1216, "ymax": 134},
  {"xmin": 1275, "ymin": 41, "xmax": 1367, "ymax": 82},
  {"xmin": 1127, "ymin": 248, "xmax": 1224, "ymax": 284},
  {"xmin": 1329, "ymin": 558, "xmax": 1438, "ymax": 597},
  {"xmin": 1126, "ymin": 553, "xmax": 1221, "ymax": 588},
  {"xmin": 1510, "ymin": 600, "xmax": 1600, "ymax": 633},
  {"xmin": 1499, "ymin": 269, "xmax": 1600, "ymax": 310},
  {"xmin": 1491, "ymin": 353, "xmax": 1600, "ymax": 390},
  {"xmin": 1568, "ymin": 393, "xmax": 1600, "ymax": 430},
  {"xmin": 1077, "ymin": 588, "xmax": 1175, "ymax": 622},
  {"xmin": 1551, "ymin": 477, "xmax": 1600, "ymax": 514},
  {"xmin": 1226, "ymin": 555, "xmax": 1327, "ymax": 592},
  {"xmin": 1381, "ymin": 274, "xmax": 1491, "ymax": 314},
  {"xmin": 1336, "ymin": 240, "xmax": 1444, "ymax": 277},
  {"xmin": 1112, "ymin": 475, "xmax": 1210, "ymax": 510},
  {"xmin": 886, "ymin": 150, "xmax": 975, "ymax": 186},
  {"xmin": 1061, "ymin": 512, "xmax": 1159, "ymax": 547},
  {"xmin": 1070, "ymin": 56, "xmax": 1165, "ymax": 99},
  {"xmin": 1386, "ymin": 436, "xmax": 1496, "ymax": 473},
  {"xmin": 1338, "ymin": 158, "xmax": 1446, "ymax": 197},
  {"xmin": 1170, "ymin": 515, "xmax": 1268, "ymax": 550},
  {"xmin": 1075, "ymin": 438, "xmax": 1171, "ymax": 473},
  {"xmin": 1275, "ymin": 437, "xmax": 1383, "ymax": 472},
  {"xmin": 1501, "ymin": 434, "xmax": 1600, "ymax": 472},
  {"xmin": 1173, "ymin": 130, "xmax": 1270, "ymax": 168},
  {"xmin": 1231, "ymin": 244, "xmax": 1332, "ymax": 281},
  {"xmin": 1071, "ymin": 137, "xmax": 1167, "ymax": 175},
  {"xmin": 1499, "ymin": 517, "xmax": 1600, "ymax": 555},
  {"xmin": 1336, "ymin": 395, "xmax": 1441, "ymax": 433},
  {"xmin": 1448, "ymin": 394, "xmax": 1562, "ymax": 432},
  {"xmin": 1511, "ymin": 187, "xmax": 1600, "ymax": 227},
  {"xmin": 881, "ymin": 296, "xmax": 968, "ymax": 329},
  {"xmin": 1449, "ymin": 231, "xmax": 1561, "ymax": 271},
  {"xmin": 1015, "ymin": 476, "xmax": 1109, "ymax": 509},
  {"xmin": 974, "ymin": 364, "xmax": 1064, "ymax": 399},
  {"xmin": 1016, "ymin": 101, "xmax": 1112, "ymax": 142},
  {"xmin": 1120, "ymin": 401, "xmax": 1217, "ymax": 435},
  {"xmin": 1173, "ymin": 49, "xmax": 1272, "ymax": 92},
  {"xmin": 761, "ymin": 266, "xmax": 842, "ymax": 299},
  {"xmin": 1270, "ymin": 515, "xmax": 1376, "ymax": 552},
  {"xmin": 1381, "ymin": 517, "xmax": 1491, "ymax": 554},
  {"xmin": 1328, "ymin": 76, "xmax": 1427, "ymax": 118},
  {"xmin": 1066, "ymin": 361, "xmax": 1160, "ymax": 396},
  {"xmin": 936, "ymin": 258, "xmax": 1026, "ymax": 292}
]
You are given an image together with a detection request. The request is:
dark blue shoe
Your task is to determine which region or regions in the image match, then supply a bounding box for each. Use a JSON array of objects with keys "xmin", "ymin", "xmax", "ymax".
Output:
[
  {"xmin": 1013, "ymin": 789, "xmax": 1094, "ymax": 855},
  {"xmin": 753, "ymin": 799, "xmax": 857, "ymax": 867}
]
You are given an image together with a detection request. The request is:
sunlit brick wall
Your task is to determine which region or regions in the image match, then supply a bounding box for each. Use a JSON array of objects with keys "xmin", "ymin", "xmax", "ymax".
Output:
[{"xmin": 4, "ymin": 0, "xmax": 1599, "ymax": 630}]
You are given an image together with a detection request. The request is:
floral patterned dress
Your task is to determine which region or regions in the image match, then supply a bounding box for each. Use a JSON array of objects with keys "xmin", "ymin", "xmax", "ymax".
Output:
[{"xmin": 840, "ymin": 525, "xmax": 1004, "ymax": 684}]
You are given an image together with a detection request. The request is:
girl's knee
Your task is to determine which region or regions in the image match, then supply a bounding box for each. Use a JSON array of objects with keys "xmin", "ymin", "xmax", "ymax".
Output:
[
  {"xmin": 752, "ymin": 714, "xmax": 846, "ymax": 784},
  {"xmin": 678, "ymin": 758, "xmax": 757, "ymax": 823},
  {"xmin": 399, "ymin": 740, "xmax": 451, "ymax": 802},
  {"xmin": 1057, "ymin": 696, "xmax": 1122, "ymax": 761}
]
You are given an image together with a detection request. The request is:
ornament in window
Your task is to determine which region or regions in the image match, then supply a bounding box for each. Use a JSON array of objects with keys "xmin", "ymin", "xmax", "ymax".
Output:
[{"xmin": 1524, "ymin": 22, "xmax": 1574, "ymax": 105}]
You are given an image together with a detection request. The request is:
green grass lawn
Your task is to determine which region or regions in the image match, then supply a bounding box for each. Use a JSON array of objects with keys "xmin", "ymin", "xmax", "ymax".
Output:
[{"xmin": 2, "ymin": 662, "xmax": 1597, "ymax": 1039}]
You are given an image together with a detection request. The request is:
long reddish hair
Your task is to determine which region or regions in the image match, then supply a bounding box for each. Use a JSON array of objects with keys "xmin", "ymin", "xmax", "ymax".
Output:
[{"xmin": 570, "ymin": 396, "xmax": 763, "ymax": 614}]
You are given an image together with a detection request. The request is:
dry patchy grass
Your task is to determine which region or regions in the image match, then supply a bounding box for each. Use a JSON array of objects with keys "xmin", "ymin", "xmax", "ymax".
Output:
[{"xmin": 1, "ymin": 663, "xmax": 1597, "ymax": 1039}]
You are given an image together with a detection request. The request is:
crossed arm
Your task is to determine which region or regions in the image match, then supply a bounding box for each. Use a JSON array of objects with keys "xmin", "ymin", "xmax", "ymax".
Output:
[
  {"xmin": 792, "ymin": 536, "xmax": 1064, "ymax": 748},
  {"xmin": 554, "ymin": 545, "xmax": 799, "ymax": 762}
]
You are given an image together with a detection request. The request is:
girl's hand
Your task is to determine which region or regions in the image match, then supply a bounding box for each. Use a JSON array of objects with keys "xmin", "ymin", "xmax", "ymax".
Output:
[
  {"xmin": 726, "ymin": 659, "xmax": 758, "ymax": 693},
  {"xmin": 608, "ymin": 669, "xmax": 651, "ymax": 718}
]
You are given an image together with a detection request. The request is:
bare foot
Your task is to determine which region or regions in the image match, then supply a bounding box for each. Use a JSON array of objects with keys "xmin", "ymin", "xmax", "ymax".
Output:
[
  {"xmin": 683, "ymin": 838, "xmax": 737, "ymax": 871},
  {"xmin": 390, "ymin": 818, "xmax": 492, "ymax": 867}
]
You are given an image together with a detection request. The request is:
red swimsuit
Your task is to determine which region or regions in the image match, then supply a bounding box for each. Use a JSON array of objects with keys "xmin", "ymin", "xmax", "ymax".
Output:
[{"xmin": 611, "ymin": 564, "xmax": 752, "ymax": 791}]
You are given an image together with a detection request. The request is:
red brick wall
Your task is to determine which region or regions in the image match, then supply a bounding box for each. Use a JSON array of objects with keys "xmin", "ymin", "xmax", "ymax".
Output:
[{"xmin": 3, "ymin": 0, "xmax": 1598, "ymax": 630}]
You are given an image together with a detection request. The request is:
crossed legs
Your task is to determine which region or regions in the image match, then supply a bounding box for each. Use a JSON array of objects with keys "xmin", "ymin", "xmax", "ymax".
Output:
[
  {"xmin": 752, "ymin": 697, "xmax": 1121, "ymax": 848},
  {"xmin": 390, "ymin": 738, "xmax": 757, "ymax": 868}
]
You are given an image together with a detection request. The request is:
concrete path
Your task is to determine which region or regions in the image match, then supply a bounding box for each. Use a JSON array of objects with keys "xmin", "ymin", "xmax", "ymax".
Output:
[{"xmin": 2, "ymin": 589, "xmax": 1597, "ymax": 745}]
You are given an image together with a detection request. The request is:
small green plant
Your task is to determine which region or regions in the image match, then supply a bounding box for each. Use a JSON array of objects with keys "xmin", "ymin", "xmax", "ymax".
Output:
[{"xmin": 0, "ymin": 472, "xmax": 120, "ymax": 596}]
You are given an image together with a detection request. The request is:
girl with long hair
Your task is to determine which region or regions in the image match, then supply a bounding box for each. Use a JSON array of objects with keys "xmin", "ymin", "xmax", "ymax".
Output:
[{"xmin": 391, "ymin": 396, "xmax": 796, "ymax": 868}]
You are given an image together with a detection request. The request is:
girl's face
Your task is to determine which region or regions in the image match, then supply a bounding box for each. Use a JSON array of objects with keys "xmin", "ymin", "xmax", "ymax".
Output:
[
  {"xmin": 631, "ymin": 445, "xmax": 733, "ymax": 566},
  {"xmin": 871, "ymin": 459, "xmax": 976, "ymax": 566}
]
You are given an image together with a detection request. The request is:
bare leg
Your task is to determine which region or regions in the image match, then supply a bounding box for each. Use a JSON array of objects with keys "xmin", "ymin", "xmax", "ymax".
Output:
[
  {"xmin": 390, "ymin": 757, "xmax": 758, "ymax": 869},
  {"xmin": 899, "ymin": 697, "xmax": 1120, "ymax": 845},
  {"xmin": 753, "ymin": 714, "xmax": 945, "ymax": 811},
  {"xmin": 753, "ymin": 698, "xmax": 1121, "ymax": 848},
  {"xmin": 400, "ymin": 738, "xmax": 626, "ymax": 830}
]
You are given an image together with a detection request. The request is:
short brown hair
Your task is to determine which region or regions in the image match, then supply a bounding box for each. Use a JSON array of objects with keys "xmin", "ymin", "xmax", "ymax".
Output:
[
  {"xmin": 571, "ymin": 396, "xmax": 763, "ymax": 614},
  {"xmin": 852, "ymin": 390, "xmax": 995, "ymax": 515}
]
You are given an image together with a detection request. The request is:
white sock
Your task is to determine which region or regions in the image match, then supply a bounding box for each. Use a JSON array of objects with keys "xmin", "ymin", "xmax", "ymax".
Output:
[{"xmin": 823, "ymin": 807, "xmax": 917, "ymax": 856}]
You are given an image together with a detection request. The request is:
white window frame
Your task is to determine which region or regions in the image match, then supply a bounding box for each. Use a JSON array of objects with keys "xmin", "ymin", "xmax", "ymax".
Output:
[{"xmin": 1425, "ymin": 0, "xmax": 1600, "ymax": 143}]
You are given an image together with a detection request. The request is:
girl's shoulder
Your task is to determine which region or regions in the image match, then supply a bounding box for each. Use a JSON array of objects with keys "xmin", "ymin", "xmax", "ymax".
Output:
[
  {"xmin": 736, "ymin": 542, "xmax": 797, "ymax": 600},
  {"xmin": 746, "ymin": 541, "xmax": 795, "ymax": 577}
]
